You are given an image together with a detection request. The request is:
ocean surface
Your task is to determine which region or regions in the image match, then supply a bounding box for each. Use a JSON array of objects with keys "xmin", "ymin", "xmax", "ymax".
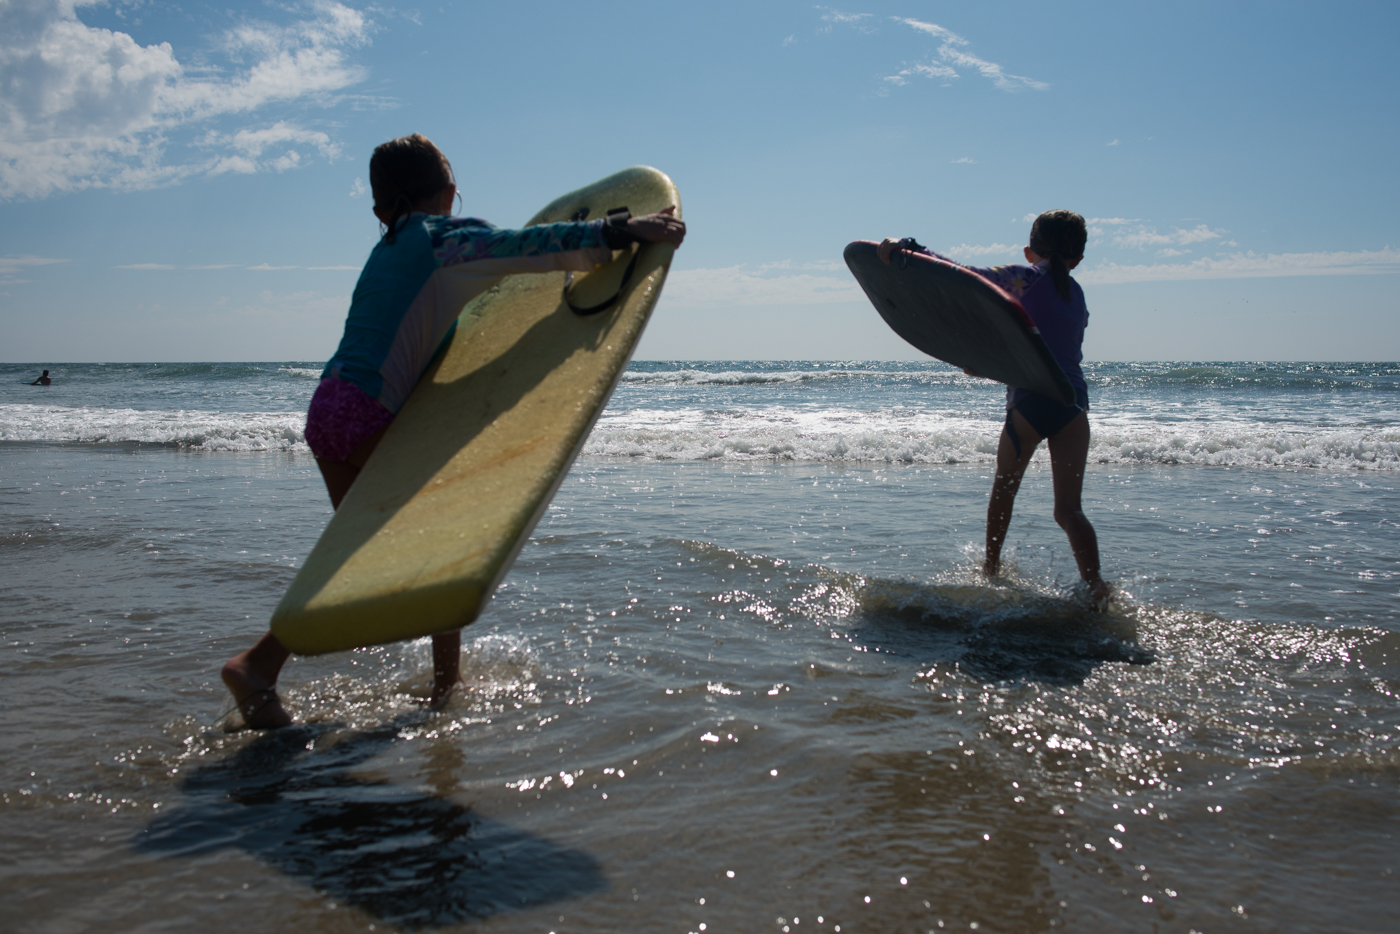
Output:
[{"xmin": 2, "ymin": 360, "xmax": 1397, "ymax": 933}]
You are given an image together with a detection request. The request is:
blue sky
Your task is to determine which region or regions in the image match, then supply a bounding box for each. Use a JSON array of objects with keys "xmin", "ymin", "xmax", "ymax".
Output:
[{"xmin": 2, "ymin": 0, "xmax": 1398, "ymax": 362}]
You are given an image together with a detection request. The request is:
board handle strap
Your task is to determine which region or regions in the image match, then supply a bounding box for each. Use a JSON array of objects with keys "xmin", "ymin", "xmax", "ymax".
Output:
[{"xmin": 565, "ymin": 244, "xmax": 639, "ymax": 316}]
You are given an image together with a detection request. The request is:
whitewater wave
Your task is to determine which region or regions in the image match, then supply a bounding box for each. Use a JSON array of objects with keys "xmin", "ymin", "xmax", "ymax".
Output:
[
  {"xmin": 619, "ymin": 367, "xmax": 965, "ymax": 387},
  {"xmin": 582, "ymin": 420, "xmax": 1400, "ymax": 469},
  {"xmin": 6, "ymin": 402, "xmax": 1398, "ymax": 469},
  {"xmin": 0, "ymin": 405, "xmax": 307, "ymax": 452}
]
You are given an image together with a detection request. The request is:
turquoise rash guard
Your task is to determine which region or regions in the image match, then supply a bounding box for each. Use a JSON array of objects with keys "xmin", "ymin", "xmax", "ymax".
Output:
[{"xmin": 322, "ymin": 213, "xmax": 614, "ymax": 413}]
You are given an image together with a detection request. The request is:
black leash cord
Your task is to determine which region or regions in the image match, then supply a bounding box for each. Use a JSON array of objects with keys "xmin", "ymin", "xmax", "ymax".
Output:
[{"xmin": 565, "ymin": 248, "xmax": 639, "ymax": 316}]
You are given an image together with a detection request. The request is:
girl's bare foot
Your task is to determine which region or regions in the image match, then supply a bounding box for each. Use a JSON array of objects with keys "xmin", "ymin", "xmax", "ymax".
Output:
[
  {"xmin": 1087, "ymin": 577, "xmax": 1113, "ymax": 609},
  {"xmin": 429, "ymin": 677, "xmax": 467, "ymax": 710},
  {"xmin": 222, "ymin": 652, "xmax": 292, "ymax": 730}
]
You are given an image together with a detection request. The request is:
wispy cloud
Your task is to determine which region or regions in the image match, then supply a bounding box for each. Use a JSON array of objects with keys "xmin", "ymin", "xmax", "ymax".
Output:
[
  {"xmin": 114, "ymin": 262, "xmax": 353, "ymax": 271},
  {"xmin": 1112, "ymin": 224, "xmax": 1230, "ymax": 251},
  {"xmin": 665, "ymin": 265, "xmax": 864, "ymax": 307},
  {"xmin": 883, "ymin": 62, "xmax": 957, "ymax": 85},
  {"xmin": 0, "ymin": 0, "xmax": 371, "ymax": 200},
  {"xmin": 818, "ymin": 8, "xmax": 875, "ymax": 33},
  {"xmin": 886, "ymin": 18, "xmax": 1047, "ymax": 91},
  {"xmin": 1079, "ymin": 248, "xmax": 1400, "ymax": 284},
  {"xmin": 0, "ymin": 254, "xmax": 70, "ymax": 277},
  {"xmin": 0, "ymin": 253, "xmax": 69, "ymax": 283},
  {"xmin": 1107, "ymin": 139, "xmax": 1120, "ymax": 146},
  {"xmin": 202, "ymin": 123, "xmax": 341, "ymax": 175},
  {"xmin": 758, "ymin": 259, "xmax": 846, "ymax": 272},
  {"xmin": 950, "ymin": 156, "xmax": 977, "ymax": 164},
  {"xmin": 941, "ymin": 242, "xmax": 1020, "ymax": 260}
]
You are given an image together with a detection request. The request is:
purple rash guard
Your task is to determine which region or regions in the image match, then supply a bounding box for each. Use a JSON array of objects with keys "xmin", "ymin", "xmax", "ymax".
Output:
[{"xmin": 920, "ymin": 250, "xmax": 1089, "ymax": 409}]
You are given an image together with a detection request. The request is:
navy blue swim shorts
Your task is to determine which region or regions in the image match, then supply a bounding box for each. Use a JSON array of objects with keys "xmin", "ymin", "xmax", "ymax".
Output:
[{"xmin": 1005, "ymin": 387, "xmax": 1089, "ymax": 456}]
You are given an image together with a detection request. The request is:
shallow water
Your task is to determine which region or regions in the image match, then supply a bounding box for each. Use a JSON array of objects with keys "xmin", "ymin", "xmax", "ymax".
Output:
[
  {"xmin": 5, "ymin": 360, "xmax": 1400, "ymax": 931},
  {"xmin": 3, "ymin": 439, "xmax": 1397, "ymax": 933}
]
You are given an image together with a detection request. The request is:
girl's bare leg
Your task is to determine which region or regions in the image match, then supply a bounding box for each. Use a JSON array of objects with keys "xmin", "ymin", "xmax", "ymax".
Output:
[
  {"xmin": 1045, "ymin": 412, "xmax": 1110, "ymax": 603},
  {"xmin": 222, "ymin": 426, "xmax": 389, "ymax": 728},
  {"xmin": 325, "ymin": 429, "xmax": 463, "ymax": 707},
  {"xmin": 984, "ymin": 409, "xmax": 1042, "ymax": 577},
  {"xmin": 430, "ymin": 630, "xmax": 463, "ymax": 707}
]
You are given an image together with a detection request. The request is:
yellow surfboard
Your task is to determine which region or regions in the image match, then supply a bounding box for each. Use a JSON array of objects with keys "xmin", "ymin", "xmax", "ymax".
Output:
[{"xmin": 271, "ymin": 166, "xmax": 680, "ymax": 654}]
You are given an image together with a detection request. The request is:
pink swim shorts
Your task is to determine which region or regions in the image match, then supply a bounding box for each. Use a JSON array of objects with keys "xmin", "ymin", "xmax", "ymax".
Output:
[{"xmin": 304, "ymin": 377, "xmax": 395, "ymax": 463}]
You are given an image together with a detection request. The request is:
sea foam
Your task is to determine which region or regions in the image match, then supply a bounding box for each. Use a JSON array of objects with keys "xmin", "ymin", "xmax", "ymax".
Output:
[{"xmin": 0, "ymin": 404, "xmax": 306, "ymax": 452}]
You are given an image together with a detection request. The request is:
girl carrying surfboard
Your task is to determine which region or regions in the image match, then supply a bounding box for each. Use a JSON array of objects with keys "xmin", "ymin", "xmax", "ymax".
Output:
[
  {"xmin": 878, "ymin": 210, "xmax": 1111, "ymax": 605},
  {"xmin": 223, "ymin": 134, "xmax": 686, "ymax": 729}
]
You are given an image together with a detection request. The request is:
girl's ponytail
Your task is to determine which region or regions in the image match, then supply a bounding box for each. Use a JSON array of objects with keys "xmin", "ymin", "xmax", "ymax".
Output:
[
  {"xmin": 369, "ymin": 134, "xmax": 455, "ymax": 245},
  {"xmin": 1028, "ymin": 210, "xmax": 1087, "ymax": 301}
]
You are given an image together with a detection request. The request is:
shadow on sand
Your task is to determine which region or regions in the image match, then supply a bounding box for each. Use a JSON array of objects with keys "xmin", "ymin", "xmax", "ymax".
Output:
[
  {"xmin": 134, "ymin": 717, "xmax": 604, "ymax": 928},
  {"xmin": 849, "ymin": 578, "xmax": 1154, "ymax": 685}
]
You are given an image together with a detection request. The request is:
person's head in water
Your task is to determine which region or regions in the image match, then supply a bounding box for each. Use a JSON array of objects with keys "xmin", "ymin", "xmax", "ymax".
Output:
[
  {"xmin": 1026, "ymin": 210, "xmax": 1087, "ymax": 300},
  {"xmin": 369, "ymin": 134, "xmax": 456, "ymax": 244}
]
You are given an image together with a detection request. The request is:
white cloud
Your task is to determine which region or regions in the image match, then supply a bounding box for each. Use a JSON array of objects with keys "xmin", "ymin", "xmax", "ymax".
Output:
[
  {"xmin": 664, "ymin": 265, "xmax": 864, "ymax": 307},
  {"xmin": 0, "ymin": 254, "xmax": 70, "ymax": 280},
  {"xmin": 758, "ymin": 259, "xmax": 845, "ymax": 272},
  {"xmin": 114, "ymin": 261, "xmax": 361, "ymax": 270},
  {"xmin": 941, "ymin": 242, "xmax": 1020, "ymax": 260},
  {"xmin": 818, "ymin": 8, "xmax": 875, "ymax": 33},
  {"xmin": 888, "ymin": 18, "xmax": 1047, "ymax": 92},
  {"xmin": 883, "ymin": 61, "xmax": 957, "ymax": 85},
  {"xmin": 1113, "ymin": 224, "xmax": 1227, "ymax": 250},
  {"xmin": 1107, "ymin": 139, "xmax": 1120, "ymax": 146},
  {"xmin": 782, "ymin": 34, "xmax": 797, "ymax": 47},
  {"xmin": 203, "ymin": 122, "xmax": 339, "ymax": 175},
  {"xmin": 1079, "ymin": 248, "xmax": 1400, "ymax": 284},
  {"xmin": 950, "ymin": 156, "xmax": 976, "ymax": 164},
  {"xmin": 0, "ymin": 0, "xmax": 369, "ymax": 199},
  {"xmin": 349, "ymin": 176, "xmax": 367, "ymax": 197}
]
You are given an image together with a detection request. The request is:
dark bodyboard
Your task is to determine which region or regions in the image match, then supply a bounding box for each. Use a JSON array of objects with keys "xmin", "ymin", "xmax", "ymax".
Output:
[{"xmin": 844, "ymin": 240, "xmax": 1075, "ymax": 406}]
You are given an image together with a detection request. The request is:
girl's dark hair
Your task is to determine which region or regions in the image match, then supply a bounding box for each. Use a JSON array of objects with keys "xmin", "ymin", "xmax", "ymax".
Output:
[
  {"xmin": 369, "ymin": 133, "xmax": 455, "ymax": 244},
  {"xmin": 1029, "ymin": 209, "xmax": 1087, "ymax": 300}
]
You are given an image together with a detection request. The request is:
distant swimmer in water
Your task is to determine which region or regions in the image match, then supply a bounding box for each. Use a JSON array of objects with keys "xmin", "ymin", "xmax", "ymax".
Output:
[
  {"xmin": 30, "ymin": 369, "xmax": 51, "ymax": 385},
  {"xmin": 220, "ymin": 133, "xmax": 686, "ymax": 729},
  {"xmin": 879, "ymin": 210, "xmax": 1111, "ymax": 605}
]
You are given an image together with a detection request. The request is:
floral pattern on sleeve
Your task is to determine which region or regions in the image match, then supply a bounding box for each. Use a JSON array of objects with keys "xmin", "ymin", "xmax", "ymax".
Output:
[
  {"xmin": 428, "ymin": 217, "xmax": 608, "ymax": 267},
  {"xmin": 916, "ymin": 247, "xmax": 1044, "ymax": 299}
]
